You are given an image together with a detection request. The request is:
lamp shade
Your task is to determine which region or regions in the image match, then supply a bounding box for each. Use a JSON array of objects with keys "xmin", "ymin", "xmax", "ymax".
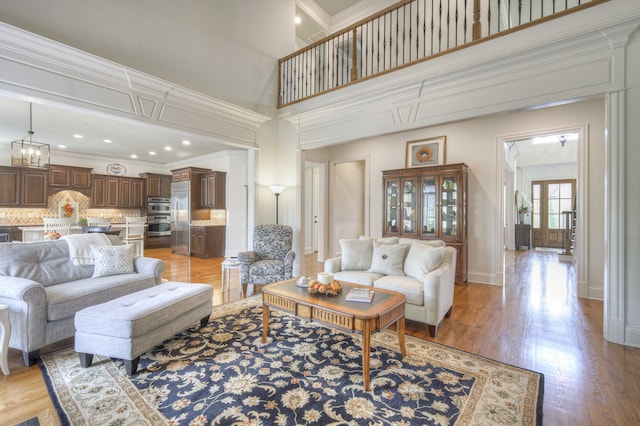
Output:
[{"xmin": 269, "ymin": 185, "xmax": 286, "ymax": 195}]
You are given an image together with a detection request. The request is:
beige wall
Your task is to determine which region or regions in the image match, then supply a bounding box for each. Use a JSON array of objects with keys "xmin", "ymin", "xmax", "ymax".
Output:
[{"xmin": 321, "ymin": 98, "xmax": 605, "ymax": 291}]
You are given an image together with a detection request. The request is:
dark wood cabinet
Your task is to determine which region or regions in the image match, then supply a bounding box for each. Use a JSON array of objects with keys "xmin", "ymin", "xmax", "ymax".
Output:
[
  {"xmin": 49, "ymin": 164, "xmax": 92, "ymax": 190},
  {"xmin": 171, "ymin": 167, "xmax": 211, "ymax": 182},
  {"xmin": 140, "ymin": 173, "xmax": 172, "ymax": 198},
  {"xmin": 200, "ymin": 171, "xmax": 226, "ymax": 209},
  {"xmin": 0, "ymin": 166, "xmax": 48, "ymax": 207},
  {"xmin": 91, "ymin": 174, "xmax": 144, "ymax": 209},
  {"xmin": 190, "ymin": 226, "xmax": 225, "ymax": 258},
  {"xmin": 515, "ymin": 224, "xmax": 531, "ymax": 250},
  {"xmin": 383, "ymin": 163, "xmax": 468, "ymax": 284}
]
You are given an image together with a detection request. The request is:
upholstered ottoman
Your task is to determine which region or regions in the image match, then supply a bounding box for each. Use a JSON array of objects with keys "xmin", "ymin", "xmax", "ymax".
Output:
[{"xmin": 74, "ymin": 282, "xmax": 213, "ymax": 375}]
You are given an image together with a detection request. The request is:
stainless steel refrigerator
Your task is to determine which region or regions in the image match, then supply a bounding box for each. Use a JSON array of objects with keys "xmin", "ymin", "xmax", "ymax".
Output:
[{"xmin": 171, "ymin": 181, "xmax": 190, "ymax": 255}]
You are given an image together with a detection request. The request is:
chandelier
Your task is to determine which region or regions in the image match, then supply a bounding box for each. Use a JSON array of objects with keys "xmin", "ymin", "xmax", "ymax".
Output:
[{"xmin": 11, "ymin": 102, "xmax": 50, "ymax": 169}]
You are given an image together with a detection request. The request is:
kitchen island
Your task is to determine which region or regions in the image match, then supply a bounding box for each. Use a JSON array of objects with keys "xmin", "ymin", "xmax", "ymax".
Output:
[{"xmin": 18, "ymin": 225, "xmax": 125, "ymax": 242}]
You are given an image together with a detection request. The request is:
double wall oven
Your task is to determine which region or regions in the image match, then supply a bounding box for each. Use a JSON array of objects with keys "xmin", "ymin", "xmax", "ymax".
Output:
[{"xmin": 147, "ymin": 197, "xmax": 171, "ymax": 237}]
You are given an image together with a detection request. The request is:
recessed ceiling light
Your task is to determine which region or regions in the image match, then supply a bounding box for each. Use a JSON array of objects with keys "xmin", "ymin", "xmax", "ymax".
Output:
[
  {"xmin": 58, "ymin": 145, "xmax": 66, "ymax": 149},
  {"xmin": 294, "ymin": 16, "xmax": 301, "ymax": 24},
  {"xmin": 73, "ymin": 134, "xmax": 83, "ymax": 139},
  {"xmin": 182, "ymin": 140, "xmax": 191, "ymax": 145},
  {"xmin": 164, "ymin": 146, "xmax": 172, "ymax": 151},
  {"xmin": 103, "ymin": 139, "xmax": 112, "ymax": 143},
  {"xmin": 149, "ymin": 151, "xmax": 156, "ymax": 155},
  {"xmin": 130, "ymin": 154, "xmax": 137, "ymax": 159}
]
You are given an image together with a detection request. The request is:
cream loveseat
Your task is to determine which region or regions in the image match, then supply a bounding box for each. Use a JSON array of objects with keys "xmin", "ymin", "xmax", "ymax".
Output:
[
  {"xmin": 0, "ymin": 235, "xmax": 165, "ymax": 366},
  {"xmin": 324, "ymin": 237, "xmax": 456, "ymax": 337}
]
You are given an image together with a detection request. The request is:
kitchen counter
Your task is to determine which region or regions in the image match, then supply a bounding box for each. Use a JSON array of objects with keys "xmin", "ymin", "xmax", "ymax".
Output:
[
  {"xmin": 190, "ymin": 220, "xmax": 226, "ymax": 227},
  {"xmin": 19, "ymin": 225, "xmax": 125, "ymax": 242}
]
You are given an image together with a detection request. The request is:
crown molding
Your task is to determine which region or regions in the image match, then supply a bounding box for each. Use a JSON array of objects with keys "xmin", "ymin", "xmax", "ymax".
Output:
[{"xmin": 0, "ymin": 22, "xmax": 270, "ymax": 147}]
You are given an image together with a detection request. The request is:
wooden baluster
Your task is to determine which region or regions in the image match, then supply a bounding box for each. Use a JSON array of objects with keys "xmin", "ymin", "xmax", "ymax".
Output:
[{"xmin": 472, "ymin": 0, "xmax": 481, "ymax": 40}]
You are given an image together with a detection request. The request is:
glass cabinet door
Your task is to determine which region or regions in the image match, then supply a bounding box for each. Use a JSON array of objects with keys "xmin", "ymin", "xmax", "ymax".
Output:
[
  {"xmin": 401, "ymin": 179, "xmax": 417, "ymax": 234},
  {"xmin": 421, "ymin": 176, "xmax": 437, "ymax": 236},
  {"xmin": 440, "ymin": 175, "xmax": 458, "ymax": 238},
  {"xmin": 385, "ymin": 179, "xmax": 400, "ymax": 234}
]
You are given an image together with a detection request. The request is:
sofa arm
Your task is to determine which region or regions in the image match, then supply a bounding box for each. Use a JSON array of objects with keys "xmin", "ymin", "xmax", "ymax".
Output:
[
  {"xmin": 238, "ymin": 251, "xmax": 256, "ymax": 285},
  {"xmin": 324, "ymin": 257, "xmax": 342, "ymax": 274},
  {"xmin": 133, "ymin": 257, "xmax": 166, "ymax": 284},
  {"xmin": 422, "ymin": 246, "xmax": 457, "ymax": 325},
  {"xmin": 0, "ymin": 277, "xmax": 47, "ymax": 353}
]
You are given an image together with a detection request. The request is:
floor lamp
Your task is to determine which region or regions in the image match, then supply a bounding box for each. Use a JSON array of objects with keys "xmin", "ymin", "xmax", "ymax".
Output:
[{"xmin": 269, "ymin": 185, "xmax": 286, "ymax": 224}]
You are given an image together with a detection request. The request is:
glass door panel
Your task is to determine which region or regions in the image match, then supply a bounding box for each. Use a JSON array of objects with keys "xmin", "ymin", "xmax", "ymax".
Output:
[
  {"xmin": 385, "ymin": 179, "xmax": 399, "ymax": 234},
  {"xmin": 402, "ymin": 179, "xmax": 417, "ymax": 234},
  {"xmin": 441, "ymin": 176, "xmax": 458, "ymax": 237},
  {"xmin": 422, "ymin": 177, "xmax": 437, "ymax": 236}
]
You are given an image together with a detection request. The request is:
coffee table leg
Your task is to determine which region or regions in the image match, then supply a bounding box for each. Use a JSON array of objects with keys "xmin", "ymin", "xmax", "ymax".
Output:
[
  {"xmin": 397, "ymin": 315, "xmax": 406, "ymax": 356},
  {"xmin": 362, "ymin": 320, "xmax": 371, "ymax": 391},
  {"xmin": 262, "ymin": 304, "xmax": 269, "ymax": 343}
]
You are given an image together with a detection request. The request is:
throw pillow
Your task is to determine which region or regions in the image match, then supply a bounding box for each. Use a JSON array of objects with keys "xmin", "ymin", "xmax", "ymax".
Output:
[
  {"xmin": 340, "ymin": 238, "xmax": 374, "ymax": 271},
  {"xmin": 92, "ymin": 244, "xmax": 135, "ymax": 278},
  {"xmin": 404, "ymin": 243, "xmax": 446, "ymax": 281},
  {"xmin": 368, "ymin": 242, "xmax": 409, "ymax": 276}
]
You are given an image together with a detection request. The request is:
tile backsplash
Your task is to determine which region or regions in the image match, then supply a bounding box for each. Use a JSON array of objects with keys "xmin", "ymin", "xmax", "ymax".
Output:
[{"xmin": 0, "ymin": 190, "xmax": 142, "ymax": 225}]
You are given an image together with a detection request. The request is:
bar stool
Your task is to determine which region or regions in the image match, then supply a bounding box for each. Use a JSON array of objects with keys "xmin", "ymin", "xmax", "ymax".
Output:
[{"xmin": 0, "ymin": 304, "xmax": 10, "ymax": 375}]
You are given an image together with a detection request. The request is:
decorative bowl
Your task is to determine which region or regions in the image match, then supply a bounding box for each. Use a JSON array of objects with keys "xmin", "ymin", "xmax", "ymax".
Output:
[{"xmin": 308, "ymin": 279, "xmax": 342, "ymax": 296}]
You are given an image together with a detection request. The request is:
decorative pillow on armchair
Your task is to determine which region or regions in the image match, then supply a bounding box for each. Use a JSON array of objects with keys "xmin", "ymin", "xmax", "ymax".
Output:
[
  {"xmin": 91, "ymin": 244, "xmax": 135, "ymax": 278},
  {"xmin": 340, "ymin": 239, "xmax": 374, "ymax": 271},
  {"xmin": 368, "ymin": 242, "xmax": 409, "ymax": 276},
  {"xmin": 403, "ymin": 243, "xmax": 445, "ymax": 281}
]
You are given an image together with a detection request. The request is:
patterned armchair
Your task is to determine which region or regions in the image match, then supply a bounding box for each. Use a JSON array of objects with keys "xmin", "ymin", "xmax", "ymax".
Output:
[{"xmin": 238, "ymin": 225, "xmax": 295, "ymax": 286}]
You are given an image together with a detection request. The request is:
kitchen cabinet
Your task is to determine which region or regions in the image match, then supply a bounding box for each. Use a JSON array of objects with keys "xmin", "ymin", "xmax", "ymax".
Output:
[
  {"xmin": 383, "ymin": 163, "xmax": 468, "ymax": 284},
  {"xmin": 200, "ymin": 171, "xmax": 226, "ymax": 209},
  {"xmin": 49, "ymin": 164, "xmax": 92, "ymax": 190},
  {"xmin": 91, "ymin": 174, "xmax": 144, "ymax": 208},
  {"xmin": 0, "ymin": 166, "xmax": 48, "ymax": 207},
  {"xmin": 140, "ymin": 173, "xmax": 172, "ymax": 198},
  {"xmin": 171, "ymin": 167, "xmax": 211, "ymax": 182},
  {"xmin": 190, "ymin": 225, "xmax": 225, "ymax": 258}
]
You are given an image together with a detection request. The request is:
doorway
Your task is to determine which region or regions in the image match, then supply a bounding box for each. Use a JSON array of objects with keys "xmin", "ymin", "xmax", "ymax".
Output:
[{"xmin": 498, "ymin": 126, "xmax": 587, "ymax": 297}]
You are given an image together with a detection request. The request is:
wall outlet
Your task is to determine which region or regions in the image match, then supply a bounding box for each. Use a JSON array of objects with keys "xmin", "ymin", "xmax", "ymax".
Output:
[{"xmin": 0, "ymin": 212, "xmax": 5, "ymax": 219}]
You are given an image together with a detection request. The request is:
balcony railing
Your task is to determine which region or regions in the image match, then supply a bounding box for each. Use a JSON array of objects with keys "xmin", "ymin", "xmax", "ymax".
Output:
[{"xmin": 278, "ymin": 0, "xmax": 608, "ymax": 108}]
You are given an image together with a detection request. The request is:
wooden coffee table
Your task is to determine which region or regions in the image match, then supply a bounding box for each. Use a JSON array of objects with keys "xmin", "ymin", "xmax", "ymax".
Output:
[{"xmin": 262, "ymin": 279, "xmax": 406, "ymax": 391}]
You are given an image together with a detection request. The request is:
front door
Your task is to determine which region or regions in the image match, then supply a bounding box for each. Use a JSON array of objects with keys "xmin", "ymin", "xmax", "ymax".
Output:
[{"xmin": 531, "ymin": 179, "xmax": 576, "ymax": 248}]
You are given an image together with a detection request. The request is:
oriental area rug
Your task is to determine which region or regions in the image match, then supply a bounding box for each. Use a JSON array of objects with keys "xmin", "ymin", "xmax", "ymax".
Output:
[{"xmin": 39, "ymin": 296, "xmax": 543, "ymax": 425}]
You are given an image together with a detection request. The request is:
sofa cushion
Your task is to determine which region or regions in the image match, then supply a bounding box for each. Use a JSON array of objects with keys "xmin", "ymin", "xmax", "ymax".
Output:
[
  {"xmin": 340, "ymin": 239, "xmax": 373, "ymax": 271},
  {"xmin": 333, "ymin": 271, "xmax": 380, "ymax": 286},
  {"xmin": 373, "ymin": 275, "xmax": 424, "ymax": 306},
  {"xmin": 368, "ymin": 242, "xmax": 409, "ymax": 276},
  {"xmin": 404, "ymin": 243, "xmax": 446, "ymax": 281},
  {"xmin": 46, "ymin": 274, "xmax": 157, "ymax": 321},
  {"xmin": 0, "ymin": 239, "xmax": 94, "ymax": 287},
  {"xmin": 359, "ymin": 236, "xmax": 399, "ymax": 245},
  {"xmin": 92, "ymin": 244, "xmax": 135, "ymax": 278},
  {"xmin": 399, "ymin": 238, "xmax": 445, "ymax": 247}
]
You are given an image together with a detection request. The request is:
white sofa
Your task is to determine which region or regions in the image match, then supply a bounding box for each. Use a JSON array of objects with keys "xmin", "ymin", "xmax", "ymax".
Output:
[{"xmin": 324, "ymin": 237, "xmax": 456, "ymax": 337}]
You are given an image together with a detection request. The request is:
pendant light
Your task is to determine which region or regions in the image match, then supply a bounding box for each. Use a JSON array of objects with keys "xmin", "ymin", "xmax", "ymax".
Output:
[{"xmin": 11, "ymin": 102, "xmax": 50, "ymax": 169}]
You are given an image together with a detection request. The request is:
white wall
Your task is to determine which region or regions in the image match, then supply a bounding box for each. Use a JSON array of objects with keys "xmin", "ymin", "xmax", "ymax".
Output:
[
  {"xmin": 332, "ymin": 161, "xmax": 366, "ymax": 254},
  {"xmin": 322, "ymin": 98, "xmax": 605, "ymax": 290}
]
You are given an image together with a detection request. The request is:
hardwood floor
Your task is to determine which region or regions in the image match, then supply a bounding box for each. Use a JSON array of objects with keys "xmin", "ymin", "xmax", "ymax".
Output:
[{"xmin": 1, "ymin": 248, "xmax": 639, "ymax": 425}]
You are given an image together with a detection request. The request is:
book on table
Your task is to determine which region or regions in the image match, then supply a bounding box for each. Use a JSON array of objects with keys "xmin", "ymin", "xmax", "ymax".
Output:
[{"xmin": 345, "ymin": 288, "xmax": 375, "ymax": 303}]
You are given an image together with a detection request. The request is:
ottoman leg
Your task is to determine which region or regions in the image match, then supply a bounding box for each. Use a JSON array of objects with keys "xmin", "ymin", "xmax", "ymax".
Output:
[
  {"xmin": 78, "ymin": 352, "xmax": 93, "ymax": 368},
  {"xmin": 200, "ymin": 316, "xmax": 209, "ymax": 327},
  {"xmin": 124, "ymin": 357, "xmax": 140, "ymax": 376}
]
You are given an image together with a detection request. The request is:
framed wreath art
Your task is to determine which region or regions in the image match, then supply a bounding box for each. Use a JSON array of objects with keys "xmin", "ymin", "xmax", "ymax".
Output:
[{"xmin": 405, "ymin": 136, "xmax": 446, "ymax": 168}]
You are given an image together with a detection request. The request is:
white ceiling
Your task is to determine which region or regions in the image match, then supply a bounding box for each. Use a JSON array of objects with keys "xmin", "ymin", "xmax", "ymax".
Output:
[{"xmin": 0, "ymin": 1, "xmax": 363, "ymax": 166}]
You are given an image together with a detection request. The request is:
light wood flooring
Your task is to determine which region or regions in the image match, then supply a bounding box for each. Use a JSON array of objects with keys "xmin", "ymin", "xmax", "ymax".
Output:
[{"xmin": 1, "ymin": 248, "xmax": 639, "ymax": 425}]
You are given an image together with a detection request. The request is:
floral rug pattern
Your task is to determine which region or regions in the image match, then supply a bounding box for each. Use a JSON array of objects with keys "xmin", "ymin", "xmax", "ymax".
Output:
[{"xmin": 40, "ymin": 296, "xmax": 543, "ymax": 425}]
